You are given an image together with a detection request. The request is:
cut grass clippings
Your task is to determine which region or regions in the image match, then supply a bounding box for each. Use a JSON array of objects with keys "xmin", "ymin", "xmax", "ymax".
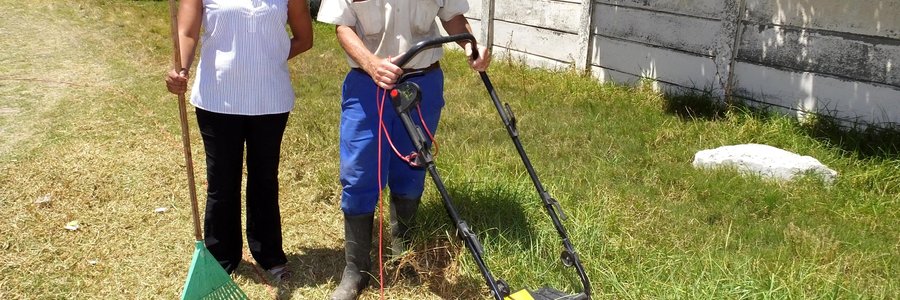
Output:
[{"xmin": 1, "ymin": 0, "xmax": 898, "ymax": 299}]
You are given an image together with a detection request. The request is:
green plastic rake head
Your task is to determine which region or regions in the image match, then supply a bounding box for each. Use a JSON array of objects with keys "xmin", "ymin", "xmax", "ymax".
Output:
[{"xmin": 180, "ymin": 241, "xmax": 248, "ymax": 300}]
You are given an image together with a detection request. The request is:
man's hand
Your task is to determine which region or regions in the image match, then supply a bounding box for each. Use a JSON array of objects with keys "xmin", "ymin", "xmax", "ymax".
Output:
[
  {"xmin": 465, "ymin": 43, "xmax": 491, "ymax": 72},
  {"xmin": 366, "ymin": 57, "xmax": 403, "ymax": 90}
]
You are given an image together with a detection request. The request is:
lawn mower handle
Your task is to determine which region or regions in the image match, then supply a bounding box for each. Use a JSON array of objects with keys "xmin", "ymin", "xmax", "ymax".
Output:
[
  {"xmin": 393, "ymin": 33, "xmax": 479, "ymax": 68},
  {"xmin": 391, "ymin": 32, "xmax": 593, "ymax": 299}
]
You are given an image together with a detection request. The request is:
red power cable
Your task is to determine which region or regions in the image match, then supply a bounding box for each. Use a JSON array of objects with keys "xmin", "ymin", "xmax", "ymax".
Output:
[
  {"xmin": 380, "ymin": 102, "xmax": 440, "ymax": 167},
  {"xmin": 374, "ymin": 78, "xmax": 439, "ymax": 300},
  {"xmin": 416, "ymin": 103, "xmax": 439, "ymax": 156},
  {"xmin": 376, "ymin": 86, "xmax": 387, "ymax": 300}
]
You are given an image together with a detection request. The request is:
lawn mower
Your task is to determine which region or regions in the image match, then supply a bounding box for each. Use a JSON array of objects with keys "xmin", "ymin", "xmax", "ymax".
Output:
[{"xmin": 388, "ymin": 33, "xmax": 592, "ymax": 300}]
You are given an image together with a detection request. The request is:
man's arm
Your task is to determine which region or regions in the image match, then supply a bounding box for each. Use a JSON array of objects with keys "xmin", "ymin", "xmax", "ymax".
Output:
[
  {"xmin": 335, "ymin": 25, "xmax": 403, "ymax": 89},
  {"xmin": 440, "ymin": 15, "xmax": 491, "ymax": 72}
]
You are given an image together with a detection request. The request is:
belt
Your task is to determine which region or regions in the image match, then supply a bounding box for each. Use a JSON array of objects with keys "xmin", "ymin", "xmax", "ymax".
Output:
[
  {"xmin": 351, "ymin": 61, "xmax": 440, "ymax": 75},
  {"xmin": 402, "ymin": 61, "xmax": 440, "ymax": 74}
]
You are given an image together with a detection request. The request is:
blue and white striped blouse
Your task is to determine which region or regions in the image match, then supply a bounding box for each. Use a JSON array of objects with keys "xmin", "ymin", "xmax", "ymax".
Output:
[{"xmin": 190, "ymin": 0, "xmax": 295, "ymax": 116}]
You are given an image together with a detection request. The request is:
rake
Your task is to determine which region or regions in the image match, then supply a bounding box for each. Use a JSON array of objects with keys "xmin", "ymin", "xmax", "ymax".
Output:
[{"xmin": 167, "ymin": 0, "xmax": 247, "ymax": 299}]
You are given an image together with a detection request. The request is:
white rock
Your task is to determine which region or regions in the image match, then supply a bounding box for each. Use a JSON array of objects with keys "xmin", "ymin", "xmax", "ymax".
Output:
[
  {"xmin": 34, "ymin": 194, "xmax": 52, "ymax": 205},
  {"xmin": 64, "ymin": 220, "xmax": 80, "ymax": 231},
  {"xmin": 692, "ymin": 144, "xmax": 837, "ymax": 183}
]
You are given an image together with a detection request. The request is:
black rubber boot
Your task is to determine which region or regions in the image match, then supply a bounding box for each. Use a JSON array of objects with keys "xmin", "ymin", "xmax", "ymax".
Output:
[
  {"xmin": 389, "ymin": 194, "xmax": 421, "ymax": 257},
  {"xmin": 331, "ymin": 213, "xmax": 374, "ymax": 300}
]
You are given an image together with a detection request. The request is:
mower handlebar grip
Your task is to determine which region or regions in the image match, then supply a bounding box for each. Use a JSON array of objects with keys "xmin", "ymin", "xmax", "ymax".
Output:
[{"xmin": 394, "ymin": 33, "xmax": 478, "ymax": 68}]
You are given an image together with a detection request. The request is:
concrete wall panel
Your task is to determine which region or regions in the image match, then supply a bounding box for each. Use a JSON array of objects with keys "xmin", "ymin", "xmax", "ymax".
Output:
[
  {"xmin": 743, "ymin": 0, "xmax": 900, "ymax": 39},
  {"xmin": 467, "ymin": 18, "xmax": 482, "ymax": 34},
  {"xmin": 465, "ymin": 0, "xmax": 483, "ymax": 19},
  {"xmin": 591, "ymin": 65, "xmax": 703, "ymax": 97},
  {"xmin": 493, "ymin": 20, "xmax": 581, "ymax": 63},
  {"xmin": 595, "ymin": 0, "xmax": 725, "ymax": 20},
  {"xmin": 592, "ymin": 37, "xmax": 719, "ymax": 89},
  {"xmin": 495, "ymin": 0, "xmax": 583, "ymax": 33},
  {"xmin": 739, "ymin": 24, "xmax": 900, "ymax": 87},
  {"xmin": 592, "ymin": 3, "xmax": 721, "ymax": 56},
  {"xmin": 496, "ymin": 46, "xmax": 573, "ymax": 70},
  {"xmin": 733, "ymin": 62, "xmax": 900, "ymax": 125}
]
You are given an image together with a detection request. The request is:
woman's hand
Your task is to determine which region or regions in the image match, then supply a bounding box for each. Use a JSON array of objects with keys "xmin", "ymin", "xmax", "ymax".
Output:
[{"xmin": 165, "ymin": 68, "xmax": 190, "ymax": 95}]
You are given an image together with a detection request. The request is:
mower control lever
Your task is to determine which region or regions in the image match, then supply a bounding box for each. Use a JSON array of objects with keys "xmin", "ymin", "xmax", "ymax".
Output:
[
  {"xmin": 393, "ymin": 33, "xmax": 478, "ymax": 69},
  {"xmin": 551, "ymin": 197, "xmax": 568, "ymax": 221},
  {"xmin": 561, "ymin": 250, "xmax": 577, "ymax": 268},
  {"xmin": 504, "ymin": 103, "xmax": 518, "ymax": 134},
  {"xmin": 390, "ymin": 82, "xmax": 421, "ymax": 113},
  {"xmin": 397, "ymin": 70, "xmax": 426, "ymax": 84},
  {"xmin": 457, "ymin": 221, "xmax": 483, "ymax": 255},
  {"xmin": 390, "ymin": 82, "xmax": 432, "ymax": 167},
  {"xmin": 393, "ymin": 33, "xmax": 478, "ymax": 94}
]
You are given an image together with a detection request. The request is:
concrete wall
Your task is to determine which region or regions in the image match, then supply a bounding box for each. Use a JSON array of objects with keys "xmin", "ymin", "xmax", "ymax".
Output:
[
  {"xmin": 465, "ymin": 0, "xmax": 587, "ymax": 69},
  {"xmin": 463, "ymin": 0, "xmax": 900, "ymax": 128}
]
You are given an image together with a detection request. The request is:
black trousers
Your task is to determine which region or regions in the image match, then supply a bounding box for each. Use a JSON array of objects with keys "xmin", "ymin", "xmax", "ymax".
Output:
[{"xmin": 195, "ymin": 108, "xmax": 290, "ymax": 272}]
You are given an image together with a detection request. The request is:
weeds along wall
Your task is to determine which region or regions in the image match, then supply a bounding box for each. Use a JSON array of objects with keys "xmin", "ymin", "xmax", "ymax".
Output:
[{"xmin": 463, "ymin": 0, "xmax": 900, "ymax": 128}]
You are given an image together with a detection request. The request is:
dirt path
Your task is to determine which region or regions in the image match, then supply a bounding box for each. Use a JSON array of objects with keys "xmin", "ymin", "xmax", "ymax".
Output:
[
  {"xmin": 0, "ymin": 1, "xmax": 193, "ymax": 298},
  {"xmin": 0, "ymin": 1, "xmax": 113, "ymax": 158}
]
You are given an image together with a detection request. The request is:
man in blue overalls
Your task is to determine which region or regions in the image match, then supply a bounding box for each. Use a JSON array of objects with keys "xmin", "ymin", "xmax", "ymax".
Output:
[{"xmin": 317, "ymin": 0, "xmax": 491, "ymax": 299}]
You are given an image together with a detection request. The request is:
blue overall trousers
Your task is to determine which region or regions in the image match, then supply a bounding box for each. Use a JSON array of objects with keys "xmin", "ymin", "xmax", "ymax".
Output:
[{"xmin": 339, "ymin": 68, "xmax": 444, "ymax": 216}]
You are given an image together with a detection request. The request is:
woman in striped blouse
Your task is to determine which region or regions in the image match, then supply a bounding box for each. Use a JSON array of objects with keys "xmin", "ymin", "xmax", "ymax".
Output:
[{"xmin": 164, "ymin": 0, "xmax": 313, "ymax": 282}]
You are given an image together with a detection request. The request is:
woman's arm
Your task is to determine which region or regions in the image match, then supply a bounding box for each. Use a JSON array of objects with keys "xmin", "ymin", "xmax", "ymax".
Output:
[
  {"xmin": 165, "ymin": 0, "xmax": 202, "ymax": 94},
  {"xmin": 176, "ymin": 0, "xmax": 202, "ymax": 70},
  {"xmin": 287, "ymin": 0, "xmax": 314, "ymax": 59}
]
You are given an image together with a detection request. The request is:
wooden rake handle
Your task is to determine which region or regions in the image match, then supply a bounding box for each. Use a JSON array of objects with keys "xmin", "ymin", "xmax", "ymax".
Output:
[{"xmin": 168, "ymin": 0, "xmax": 203, "ymax": 242}]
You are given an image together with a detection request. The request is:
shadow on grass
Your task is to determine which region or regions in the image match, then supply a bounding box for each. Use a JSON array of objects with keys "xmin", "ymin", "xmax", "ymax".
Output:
[
  {"xmin": 235, "ymin": 247, "xmax": 343, "ymax": 298},
  {"xmin": 408, "ymin": 238, "xmax": 487, "ymax": 299},
  {"xmin": 431, "ymin": 183, "xmax": 537, "ymax": 252},
  {"xmin": 662, "ymin": 92, "xmax": 778, "ymax": 122},
  {"xmin": 412, "ymin": 183, "xmax": 538, "ymax": 298},
  {"xmin": 662, "ymin": 92, "xmax": 900, "ymax": 159},
  {"xmin": 799, "ymin": 115, "xmax": 900, "ymax": 159},
  {"xmin": 662, "ymin": 92, "xmax": 728, "ymax": 121},
  {"xmin": 286, "ymin": 247, "xmax": 344, "ymax": 284},
  {"xmin": 232, "ymin": 183, "xmax": 543, "ymax": 298}
]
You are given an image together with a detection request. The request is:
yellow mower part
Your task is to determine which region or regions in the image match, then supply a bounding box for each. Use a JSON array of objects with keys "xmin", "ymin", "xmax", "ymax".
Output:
[
  {"xmin": 505, "ymin": 289, "xmax": 535, "ymax": 300},
  {"xmin": 505, "ymin": 287, "xmax": 585, "ymax": 300}
]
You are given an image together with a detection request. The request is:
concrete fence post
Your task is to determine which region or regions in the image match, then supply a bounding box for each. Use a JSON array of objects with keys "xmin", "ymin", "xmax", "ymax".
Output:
[
  {"xmin": 480, "ymin": 0, "xmax": 495, "ymax": 51},
  {"xmin": 714, "ymin": 0, "xmax": 748, "ymax": 102},
  {"xmin": 575, "ymin": 0, "xmax": 594, "ymax": 73}
]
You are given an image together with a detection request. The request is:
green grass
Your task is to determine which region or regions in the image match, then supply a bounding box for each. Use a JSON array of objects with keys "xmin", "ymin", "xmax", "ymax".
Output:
[{"xmin": 1, "ymin": 0, "xmax": 898, "ymax": 299}]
